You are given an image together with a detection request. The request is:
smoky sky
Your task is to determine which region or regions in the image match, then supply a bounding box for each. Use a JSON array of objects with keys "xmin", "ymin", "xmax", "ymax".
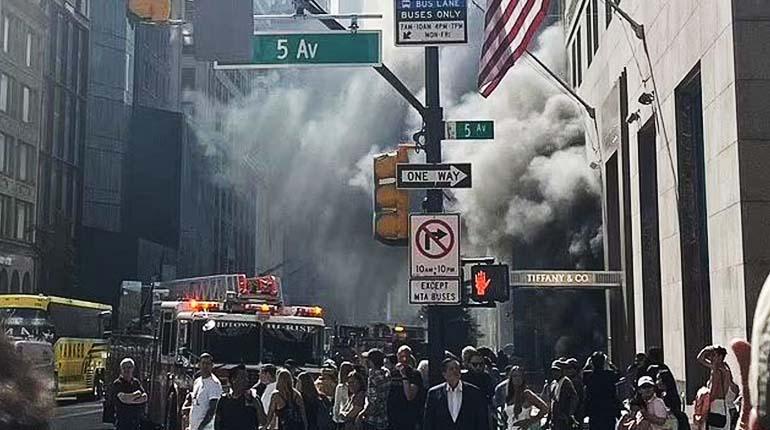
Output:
[{"xmin": 188, "ymin": 1, "xmax": 602, "ymax": 324}]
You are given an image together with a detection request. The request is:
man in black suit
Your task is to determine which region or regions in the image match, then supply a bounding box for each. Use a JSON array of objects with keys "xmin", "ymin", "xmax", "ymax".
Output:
[{"xmin": 423, "ymin": 357, "xmax": 490, "ymax": 430}]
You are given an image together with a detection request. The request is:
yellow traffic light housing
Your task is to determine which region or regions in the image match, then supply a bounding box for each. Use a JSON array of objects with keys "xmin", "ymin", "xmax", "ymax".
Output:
[
  {"xmin": 128, "ymin": 0, "xmax": 171, "ymax": 22},
  {"xmin": 373, "ymin": 148, "xmax": 409, "ymax": 246}
]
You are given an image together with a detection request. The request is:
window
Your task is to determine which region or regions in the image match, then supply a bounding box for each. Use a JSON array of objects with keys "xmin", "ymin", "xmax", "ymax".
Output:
[
  {"xmin": 0, "ymin": 134, "xmax": 13, "ymax": 176},
  {"xmin": 49, "ymin": 302, "xmax": 106, "ymax": 339},
  {"xmin": 25, "ymin": 32, "xmax": 31, "ymax": 67},
  {"xmin": 638, "ymin": 118, "xmax": 663, "ymax": 352},
  {"xmin": 3, "ymin": 16, "xmax": 9, "ymax": 53},
  {"xmin": 17, "ymin": 142, "xmax": 33, "ymax": 183},
  {"xmin": 0, "ymin": 194, "xmax": 11, "ymax": 238},
  {"xmin": 571, "ymin": 41, "xmax": 577, "ymax": 87},
  {"xmin": 586, "ymin": 3, "xmax": 593, "ymax": 66},
  {"xmin": 577, "ymin": 29, "xmax": 583, "ymax": 86},
  {"xmin": 15, "ymin": 200, "xmax": 32, "ymax": 242},
  {"xmin": 17, "ymin": 143, "xmax": 26, "ymax": 181},
  {"xmin": 22, "ymin": 86, "xmax": 29, "ymax": 123},
  {"xmin": 0, "ymin": 74, "xmax": 7, "ymax": 112},
  {"xmin": 592, "ymin": 0, "xmax": 599, "ymax": 54},
  {"xmin": 676, "ymin": 65, "xmax": 711, "ymax": 403}
]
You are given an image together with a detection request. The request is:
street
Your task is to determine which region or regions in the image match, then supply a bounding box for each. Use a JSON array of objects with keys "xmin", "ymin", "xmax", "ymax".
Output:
[{"xmin": 52, "ymin": 399, "xmax": 111, "ymax": 430}]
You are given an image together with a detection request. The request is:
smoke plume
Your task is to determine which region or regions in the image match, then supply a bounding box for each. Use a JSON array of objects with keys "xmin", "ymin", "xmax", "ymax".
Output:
[{"xmin": 187, "ymin": 1, "xmax": 602, "ymax": 324}]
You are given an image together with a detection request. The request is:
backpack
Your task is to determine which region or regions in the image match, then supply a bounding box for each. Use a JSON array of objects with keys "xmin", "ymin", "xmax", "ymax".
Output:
[{"xmin": 316, "ymin": 396, "xmax": 334, "ymax": 430}]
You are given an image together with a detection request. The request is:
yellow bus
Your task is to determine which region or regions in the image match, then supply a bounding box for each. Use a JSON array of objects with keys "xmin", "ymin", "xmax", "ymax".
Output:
[{"xmin": 0, "ymin": 294, "xmax": 112, "ymax": 398}]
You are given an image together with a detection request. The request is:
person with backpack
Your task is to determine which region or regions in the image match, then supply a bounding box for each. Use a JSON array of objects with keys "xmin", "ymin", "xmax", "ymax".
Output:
[
  {"xmin": 298, "ymin": 371, "xmax": 334, "ymax": 430},
  {"xmin": 263, "ymin": 369, "xmax": 308, "ymax": 430}
]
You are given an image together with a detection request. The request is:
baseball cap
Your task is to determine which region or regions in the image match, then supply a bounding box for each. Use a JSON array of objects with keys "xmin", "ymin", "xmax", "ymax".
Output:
[
  {"xmin": 362, "ymin": 348, "xmax": 385, "ymax": 362},
  {"xmin": 638, "ymin": 376, "xmax": 655, "ymax": 387}
]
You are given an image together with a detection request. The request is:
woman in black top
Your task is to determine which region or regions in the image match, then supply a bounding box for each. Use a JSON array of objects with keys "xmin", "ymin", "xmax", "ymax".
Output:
[
  {"xmin": 264, "ymin": 369, "xmax": 307, "ymax": 430},
  {"xmin": 298, "ymin": 371, "xmax": 334, "ymax": 430}
]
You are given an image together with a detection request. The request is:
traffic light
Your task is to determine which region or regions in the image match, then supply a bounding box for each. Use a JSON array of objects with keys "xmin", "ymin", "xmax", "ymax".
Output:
[
  {"xmin": 373, "ymin": 148, "xmax": 409, "ymax": 246},
  {"xmin": 470, "ymin": 265, "xmax": 510, "ymax": 303},
  {"xmin": 128, "ymin": 0, "xmax": 171, "ymax": 22}
]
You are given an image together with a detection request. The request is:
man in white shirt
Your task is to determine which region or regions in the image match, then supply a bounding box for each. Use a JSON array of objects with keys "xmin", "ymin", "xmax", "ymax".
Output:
[
  {"xmin": 423, "ymin": 357, "xmax": 489, "ymax": 430},
  {"xmin": 189, "ymin": 353, "xmax": 222, "ymax": 430},
  {"xmin": 258, "ymin": 364, "xmax": 278, "ymax": 429}
]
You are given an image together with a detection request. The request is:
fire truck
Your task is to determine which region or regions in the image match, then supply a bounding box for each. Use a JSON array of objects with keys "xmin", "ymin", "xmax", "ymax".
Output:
[{"xmin": 107, "ymin": 274, "xmax": 326, "ymax": 430}]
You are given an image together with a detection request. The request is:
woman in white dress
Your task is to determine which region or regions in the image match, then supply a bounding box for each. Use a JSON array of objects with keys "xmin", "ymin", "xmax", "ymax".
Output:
[{"xmin": 503, "ymin": 366, "xmax": 550, "ymax": 430}]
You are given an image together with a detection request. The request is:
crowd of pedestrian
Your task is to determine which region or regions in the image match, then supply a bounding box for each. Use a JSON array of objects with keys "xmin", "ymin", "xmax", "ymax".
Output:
[{"xmin": 103, "ymin": 340, "xmax": 753, "ymax": 430}]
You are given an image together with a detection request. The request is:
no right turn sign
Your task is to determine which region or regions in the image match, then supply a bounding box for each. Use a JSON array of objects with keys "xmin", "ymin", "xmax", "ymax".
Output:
[{"xmin": 409, "ymin": 214, "xmax": 460, "ymax": 278}]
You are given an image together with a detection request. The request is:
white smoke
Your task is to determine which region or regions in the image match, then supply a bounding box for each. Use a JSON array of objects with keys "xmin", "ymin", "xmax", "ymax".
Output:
[{"xmin": 187, "ymin": 1, "xmax": 602, "ymax": 322}]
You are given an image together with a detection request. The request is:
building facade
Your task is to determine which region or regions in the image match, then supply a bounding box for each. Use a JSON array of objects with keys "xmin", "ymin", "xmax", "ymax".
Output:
[
  {"xmin": 564, "ymin": 0, "xmax": 770, "ymax": 400},
  {"xmin": 176, "ymin": 0, "xmax": 258, "ymax": 278},
  {"xmin": 37, "ymin": 0, "xmax": 89, "ymax": 295},
  {"xmin": 0, "ymin": 0, "xmax": 46, "ymax": 293}
]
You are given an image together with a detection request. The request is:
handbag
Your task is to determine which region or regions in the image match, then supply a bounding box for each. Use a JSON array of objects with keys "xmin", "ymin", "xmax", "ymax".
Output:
[
  {"xmin": 706, "ymin": 413, "xmax": 726, "ymax": 428},
  {"xmin": 706, "ymin": 398, "xmax": 728, "ymax": 428}
]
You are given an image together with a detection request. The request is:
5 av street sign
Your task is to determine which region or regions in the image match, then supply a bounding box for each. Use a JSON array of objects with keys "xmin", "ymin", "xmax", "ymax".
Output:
[
  {"xmin": 215, "ymin": 31, "xmax": 382, "ymax": 69},
  {"xmin": 397, "ymin": 163, "xmax": 471, "ymax": 189},
  {"xmin": 445, "ymin": 120, "xmax": 494, "ymax": 140},
  {"xmin": 395, "ymin": 0, "xmax": 468, "ymax": 46}
]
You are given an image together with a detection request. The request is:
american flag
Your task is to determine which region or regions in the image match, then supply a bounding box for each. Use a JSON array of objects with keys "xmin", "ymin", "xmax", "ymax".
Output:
[{"xmin": 478, "ymin": 0, "xmax": 551, "ymax": 97}]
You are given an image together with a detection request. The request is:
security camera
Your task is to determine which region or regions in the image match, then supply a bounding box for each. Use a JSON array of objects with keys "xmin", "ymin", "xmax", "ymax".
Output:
[
  {"xmin": 626, "ymin": 111, "xmax": 641, "ymax": 124},
  {"xmin": 589, "ymin": 161, "xmax": 601, "ymax": 170},
  {"xmin": 638, "ymin": 92, "xmax": 654, "ymax": 106}
]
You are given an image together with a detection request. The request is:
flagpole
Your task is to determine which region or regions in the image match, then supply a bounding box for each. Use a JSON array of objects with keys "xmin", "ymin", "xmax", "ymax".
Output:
[{"xmin": 523, "ymin": 49, "xmax": 596, "ymax": 120}]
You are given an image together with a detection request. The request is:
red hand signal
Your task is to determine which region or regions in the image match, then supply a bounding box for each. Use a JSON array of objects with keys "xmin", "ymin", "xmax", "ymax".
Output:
[{"xmin": 474, "ymin": 271, "xmax": 491, "ymax": 296}]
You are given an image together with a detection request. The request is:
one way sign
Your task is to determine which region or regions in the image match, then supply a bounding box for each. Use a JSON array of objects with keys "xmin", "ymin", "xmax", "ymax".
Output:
[{"xmin": 396, "ymin": 163, "xmax": 472, "ymax": 189}]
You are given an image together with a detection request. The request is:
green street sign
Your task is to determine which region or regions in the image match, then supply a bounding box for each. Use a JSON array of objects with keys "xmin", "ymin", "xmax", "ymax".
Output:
[
  {"xmin": 444, "ymin": 120, "xmax": 495, "ymax": 140},
  {"xmin": 215, "ymin": 31, "xmax": 382, "ymax": 69}
]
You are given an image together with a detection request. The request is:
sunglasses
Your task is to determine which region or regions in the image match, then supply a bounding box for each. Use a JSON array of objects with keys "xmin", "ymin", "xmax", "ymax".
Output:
[{"xmin": 470, "ymin": 362, "xmax": 484, "ymax": 367}]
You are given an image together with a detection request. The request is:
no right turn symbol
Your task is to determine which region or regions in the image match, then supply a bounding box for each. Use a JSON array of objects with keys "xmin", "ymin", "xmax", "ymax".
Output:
[{"xmin": 415, "ymin": 219, "xmax": 454, "ymax": 259}]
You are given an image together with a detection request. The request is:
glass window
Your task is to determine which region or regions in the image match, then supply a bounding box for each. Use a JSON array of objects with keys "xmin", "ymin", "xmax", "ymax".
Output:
[
  {"xmin": 3, "ymin": 16, "xmax": 9, "ymax": 53},
  {"xmin": 1, "ymin": 135, "xmax": 13, "ymax": 176},
  {"xmin": 0, "ymin": 74, "xmax": 7, "ymax": 112},
  {"xmin": 0, "ymin": 134, "xmax": 5, "ymax": 172},
  {"xmin": 0, "ymin": 194, "xmax": 11, "ymax": 238},
  {"xmin": 25, "ymin": 32, "xmax": 31, "ymax": 67},
  {"xmin": 17, "ymin": 143, "xmax": 27, "ymax": 182},
  {"xmin": 22, "ymin": 86, "xmax": 29, "ymax": 123},
  {"xmin": 15, "ymin": 200, "xmax": 25, "ymax": 240}
]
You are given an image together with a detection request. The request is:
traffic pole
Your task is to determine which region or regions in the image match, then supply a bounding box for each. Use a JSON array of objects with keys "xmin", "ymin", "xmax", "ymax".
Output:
[{"xmin": 423, "ymin": 46, "xmax": 447, "ymax": 387}]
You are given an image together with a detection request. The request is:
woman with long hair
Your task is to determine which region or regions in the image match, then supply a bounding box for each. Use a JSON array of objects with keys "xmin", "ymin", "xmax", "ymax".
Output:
[
  {"xmin": 298, "ymin": 371, "xmax": 334, "ymax": 430},
  {"xmin": 503, "ymin": 366, "xmax": 549, "ymax": 430},
  {"xmin": 263, "ymin": 369, "xmax": 308, "ymax": 430},
  {"xmin": 656, "ymin": 370, "xmax": 689, "ymax": 430},
  {"xmin": 339, "ymin": 371, "xmax": 366, "ymax": 430}
]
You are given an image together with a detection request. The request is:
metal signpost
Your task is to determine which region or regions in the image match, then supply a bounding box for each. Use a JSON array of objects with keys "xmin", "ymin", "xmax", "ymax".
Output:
[
  {"xmin": 395, "ymin": 0, "xmax": 468, "ymax": 46},
  {"xmin": 215, "ymin": 31, "xmax": 382, "ymax": 69},
  {"xmin": 444, "ymin": 120, "xmax": 495, "ymax": 140},
  {"xmin": 397, "ymin": 163, "xmax": 472, "ymax": 189}
]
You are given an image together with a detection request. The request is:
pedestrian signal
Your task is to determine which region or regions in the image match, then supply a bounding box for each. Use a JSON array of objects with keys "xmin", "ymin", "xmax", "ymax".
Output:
[
  {"xmin": 373, "ymin": 148, "xmax": 409, "ymax": 246},
  {"xmin": 470, "ymin": 265, "xmax": 510, "ymax": 303}
]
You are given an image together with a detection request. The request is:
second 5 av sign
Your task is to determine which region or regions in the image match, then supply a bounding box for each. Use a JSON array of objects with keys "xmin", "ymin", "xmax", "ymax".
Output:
[{"xmin": 397, "ymin": 163, "xmax": 472, "ymax": 189}]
